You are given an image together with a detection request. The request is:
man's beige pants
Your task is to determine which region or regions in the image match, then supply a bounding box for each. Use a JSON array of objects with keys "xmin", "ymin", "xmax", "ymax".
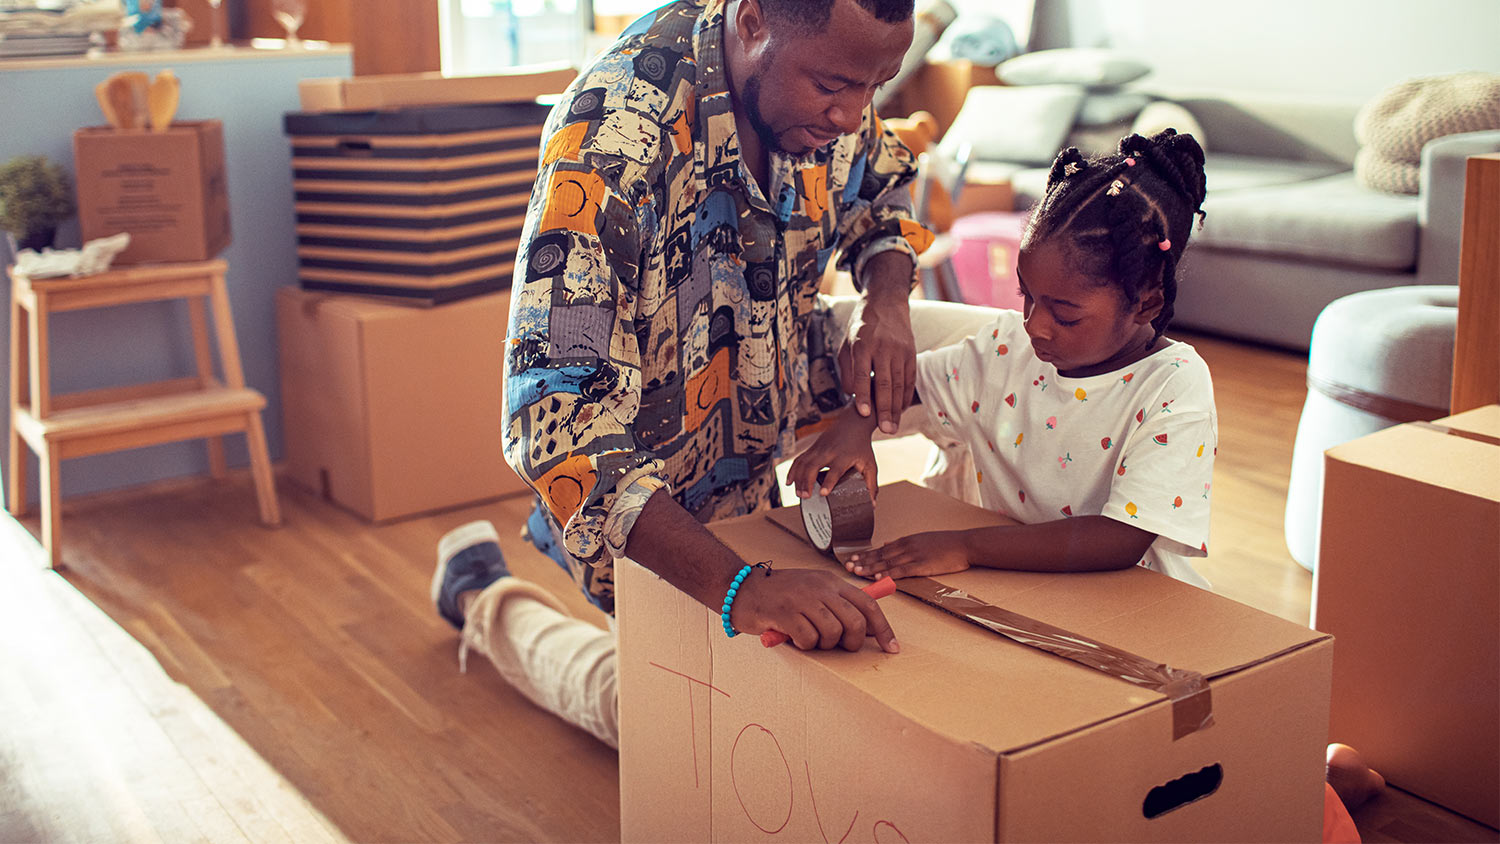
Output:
[{"xmin": 460, "ymin": 297, "xmax": 1003, "ymax": 748}]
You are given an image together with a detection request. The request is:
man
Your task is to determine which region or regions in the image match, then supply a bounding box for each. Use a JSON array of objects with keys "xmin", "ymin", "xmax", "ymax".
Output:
[{"xmin": 430, "ymin": 0, "xmax": 938, "ymax": 748}]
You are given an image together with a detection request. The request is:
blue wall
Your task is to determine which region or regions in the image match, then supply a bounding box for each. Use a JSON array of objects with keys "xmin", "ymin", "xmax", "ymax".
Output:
[{"xmin": 1, "ymin": 48, "xmax": 352, "ymax": 504}]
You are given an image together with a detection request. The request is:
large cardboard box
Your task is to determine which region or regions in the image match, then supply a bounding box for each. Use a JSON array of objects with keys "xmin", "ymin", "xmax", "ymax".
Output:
[
  {"xmin": 297, "ymin": 64, "xmax": 577, "ymax": 112},
  {"xmin": 619, "ymin": 482, "xmax": 1334, "ymax": 842},
  {"xmin": 1315, "ymin": 404, "xmax": 1500, "ymax": 828},
  {"xmin": 73, "ymin": 120, "xmax": 231, "ymax": 265},
  {"xmin": 277, "ymin": 287, "xmax": 528, "ymax": 521}
]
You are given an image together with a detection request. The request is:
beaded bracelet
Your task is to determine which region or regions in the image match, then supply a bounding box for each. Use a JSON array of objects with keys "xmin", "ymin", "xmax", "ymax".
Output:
[{"xmin": 721, "ymin": 561, "xmax": 771, "ymax": 637}]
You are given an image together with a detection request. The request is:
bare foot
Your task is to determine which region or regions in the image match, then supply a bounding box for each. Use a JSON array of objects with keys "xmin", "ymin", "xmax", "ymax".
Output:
[{"xmin": 1327, "ymin": 743, "xmax": 1385, "ymax": 810}]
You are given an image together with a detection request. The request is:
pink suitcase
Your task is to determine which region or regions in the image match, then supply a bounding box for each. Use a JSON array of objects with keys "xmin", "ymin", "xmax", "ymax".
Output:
[{"xmin": 949, "ymin": 211, "xmax": 1029, "ymax": 311}]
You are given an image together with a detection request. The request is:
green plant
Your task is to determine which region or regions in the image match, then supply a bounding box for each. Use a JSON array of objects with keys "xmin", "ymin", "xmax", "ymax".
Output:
[{"xmin": 0, "ymin": 155, "xmax": 77, "ymax": 246}]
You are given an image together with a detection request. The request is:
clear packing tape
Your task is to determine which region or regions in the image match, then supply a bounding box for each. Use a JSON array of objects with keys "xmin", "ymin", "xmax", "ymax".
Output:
[{"xmin": 788, "ymin": 469, "xmax": 1214, "ymax": 740}]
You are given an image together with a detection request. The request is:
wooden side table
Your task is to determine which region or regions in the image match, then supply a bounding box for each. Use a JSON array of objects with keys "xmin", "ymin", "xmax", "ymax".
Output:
[{"xmin": 7, "ymin": 258, "xmax": 280, "ymax": 568}]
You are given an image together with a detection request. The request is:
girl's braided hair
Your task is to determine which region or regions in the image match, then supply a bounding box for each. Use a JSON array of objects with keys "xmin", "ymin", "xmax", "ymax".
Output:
[{"xmin": 1022, "ymin": 129, "xmax": 1208, "ymax": 338}]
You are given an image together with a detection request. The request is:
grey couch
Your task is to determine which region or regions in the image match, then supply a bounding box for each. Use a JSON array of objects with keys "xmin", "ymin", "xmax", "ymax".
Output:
[{"xmin": 966, "ymin": 90, "xmax": 1500, "ymax": 351}]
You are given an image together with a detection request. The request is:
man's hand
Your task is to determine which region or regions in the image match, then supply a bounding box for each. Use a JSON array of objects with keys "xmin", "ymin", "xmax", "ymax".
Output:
[
  {"xmin": 845, "ymin": 530, "xmax": 972, "ymax": 579},
  {"xmin": 730, "ymin": 568, "xmax": 900, "ymax": 653},
  {"xmin": 843, "ymin": 251, "xmax": 917, "ymax": 435},
  {"xmin": 787, "ymin": 410, "xmax": 880, "ymax": 499}
]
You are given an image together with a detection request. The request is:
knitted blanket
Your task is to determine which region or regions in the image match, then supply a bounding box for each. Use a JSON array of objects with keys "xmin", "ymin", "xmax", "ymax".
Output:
[{"xmin": 1355, "ymin": 72, "xmax": 1500, "ymax": 194}]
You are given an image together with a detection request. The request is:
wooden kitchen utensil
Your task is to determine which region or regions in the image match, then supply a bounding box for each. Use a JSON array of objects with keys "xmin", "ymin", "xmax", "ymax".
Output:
[
  {"xmin": 147, "ymin": 70, "xmax": 180, "ymax": 132},
  {"xmin": 96, "ymin": 71, "xmax": 150, "ymax": 130}
]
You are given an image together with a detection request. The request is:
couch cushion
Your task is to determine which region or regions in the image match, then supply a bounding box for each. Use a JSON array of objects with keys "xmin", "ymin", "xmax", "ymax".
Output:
[
  {"xmin": 1195, "ymin": 172, "xmax": 1419, "ymax": 270},
  {"xmin": 998, "ymin": 48, "xmax": 1151, "ymax": 87},
  {"xmin": 942, "ymin": 85, "xmax": 1085, "ymax": 166},
  {"xmin": 1201, "ymin": 153, "xmax": 1347, "ymax": 192},
  {"xmin": 993, "ymin": 151, "xmax": 1350, "ymax": 210}
]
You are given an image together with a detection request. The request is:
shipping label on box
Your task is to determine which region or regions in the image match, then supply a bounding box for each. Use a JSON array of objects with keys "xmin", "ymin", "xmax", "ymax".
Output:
[
  {"xmin": 1316, "ymin": 404, "xmax": 1500, "ymax": 828},
  {"xmin": 619, "ymin": 482, "xmax": 1334, "ymax": 843},
  {"xmin": 73, "ymin": 120, "xmax": 231, "ymax": 264}
]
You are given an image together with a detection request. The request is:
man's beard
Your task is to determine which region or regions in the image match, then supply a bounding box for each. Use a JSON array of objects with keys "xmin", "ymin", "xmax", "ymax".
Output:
[{"xmin": 742, "ymin": 66, "xmax": 791, "ymax": 154}]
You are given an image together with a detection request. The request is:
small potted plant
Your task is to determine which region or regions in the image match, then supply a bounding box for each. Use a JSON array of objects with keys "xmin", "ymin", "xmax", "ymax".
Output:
[{"xmin": 0, "ymin": 155, "xmax": 77, "ymax": 253}]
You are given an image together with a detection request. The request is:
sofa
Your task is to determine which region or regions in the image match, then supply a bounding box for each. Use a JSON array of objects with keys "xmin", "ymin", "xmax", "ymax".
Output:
[{"xmin": 954, "ymin": 88, "xmax": 1500, "ymax": 351}]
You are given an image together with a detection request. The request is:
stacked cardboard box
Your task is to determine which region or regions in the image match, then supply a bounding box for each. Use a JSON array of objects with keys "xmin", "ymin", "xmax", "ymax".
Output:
[
  {"xmin": 282, "ymin": 101, "xmax": 553, "ymax": 305},
  {"xmin": 1315, "ymin": 404, "xmax": 1500, "ymax": 828},
  {"xmin": 619, "ymin": 482, "xmax": 1335, "ymax": 842},
  {"xmin": 277, "ymin": 286, "xmax": 529, "ymax": 521}
]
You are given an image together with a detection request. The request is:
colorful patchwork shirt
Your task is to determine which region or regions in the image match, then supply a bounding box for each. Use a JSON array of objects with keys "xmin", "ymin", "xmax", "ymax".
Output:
[{"xmin": 503, "ymin": 0, "xmax": 933, "ymax": 613}]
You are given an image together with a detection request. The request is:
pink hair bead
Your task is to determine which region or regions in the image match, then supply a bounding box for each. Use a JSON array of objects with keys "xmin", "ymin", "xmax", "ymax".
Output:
[
  {"xmin": 1124, "ymin": 157, "xmax": 1136, "ymax": 167},
  {"xmin": 1158, "ymin": 238, "xmax": 1172, "ymax": 251}
]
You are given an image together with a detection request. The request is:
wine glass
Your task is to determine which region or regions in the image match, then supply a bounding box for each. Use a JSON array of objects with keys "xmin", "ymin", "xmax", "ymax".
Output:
[
  {"xmin": 271, "ymin": 0, "xmax": 306, "ymax": 48},
  {"xmin": 205, "ymin": 0, "xmax": 226, "ymax": 48}
]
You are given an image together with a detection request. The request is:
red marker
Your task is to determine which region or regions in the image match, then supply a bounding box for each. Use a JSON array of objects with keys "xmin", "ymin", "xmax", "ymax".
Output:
[{"xmin": 759, "ymin": 576, "xmax": 899, "ymax": 648}]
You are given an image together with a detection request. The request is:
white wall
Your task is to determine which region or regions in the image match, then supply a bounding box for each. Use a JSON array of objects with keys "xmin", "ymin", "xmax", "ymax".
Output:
[{"xmin": 1031, "ymin": 0, "xmax": 1500, "ymax": 103}]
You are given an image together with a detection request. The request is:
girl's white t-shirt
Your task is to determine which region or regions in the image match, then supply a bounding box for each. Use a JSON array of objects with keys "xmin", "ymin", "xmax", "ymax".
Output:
[{"xmin": 915, "ymin": 310, "xmax": 1218, "ymax": 589}]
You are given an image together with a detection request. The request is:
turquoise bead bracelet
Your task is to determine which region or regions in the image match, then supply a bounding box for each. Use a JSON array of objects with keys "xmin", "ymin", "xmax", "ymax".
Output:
[{"xmin": 721, "ymin": 561, "xmax": 771, "ymax": 637}]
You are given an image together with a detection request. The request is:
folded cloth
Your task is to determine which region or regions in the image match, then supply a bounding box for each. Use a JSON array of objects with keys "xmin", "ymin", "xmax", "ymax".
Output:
[{"xmin": 13, "ymin": 232, "xmax": 130, "ymax": 278}]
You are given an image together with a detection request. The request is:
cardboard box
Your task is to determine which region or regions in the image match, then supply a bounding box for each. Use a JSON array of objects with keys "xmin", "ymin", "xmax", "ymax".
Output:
[
  {"xmin": 284, "ymin": 102, "xmax": 551, "ymax": 305},
  {"xmin": 276, "ymin": 287, "xmax": 528, "ymax": 521},
  {"xmin": 297, "ymin": 64, "xmax": 577, "ymax": 112},
  {"xmin": 73, "ymin": 120, "xmax": 231, "ymax": 265},
  {"xmin": 619, "ymin": 482, "xmax": 1334, "ymax": 842},
  {"xmin": 955, "ymin": 176, "xmax": 1015, "ymax": 216},
  {"xmin": 1315, "ymin": 404, "xmax": 1500, "ymax": 828},
  {"xmin": 886, "ymin": 60, "xmax": 1002, "ymax": 137}
]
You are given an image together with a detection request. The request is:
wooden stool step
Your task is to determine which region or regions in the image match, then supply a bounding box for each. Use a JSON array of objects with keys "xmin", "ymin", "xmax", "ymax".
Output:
[
  {"xmin": 7, "ymin": 259, "xmax": 281, "ymax": 569},
  {"xmin": 15, "ymin": 386, "xmax": 266, "ymax": 455}
]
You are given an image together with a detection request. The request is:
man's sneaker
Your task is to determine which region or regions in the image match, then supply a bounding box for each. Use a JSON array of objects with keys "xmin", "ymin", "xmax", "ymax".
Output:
[{"xmin": 431, "ymin": 520, "xmax": 510, "ymax": 630}]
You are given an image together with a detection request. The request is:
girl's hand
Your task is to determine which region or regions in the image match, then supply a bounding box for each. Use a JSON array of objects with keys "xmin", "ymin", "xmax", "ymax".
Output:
[
  {"xmin": 788, "ymin": 413, "xmax": 880, "ymax": 499},
  {"xmin": 845, "ymin": 531, "xmax": 972, "ymax": 579}
]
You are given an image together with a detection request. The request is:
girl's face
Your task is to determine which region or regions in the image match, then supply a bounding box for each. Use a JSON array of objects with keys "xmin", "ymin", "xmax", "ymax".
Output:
[{"xmin": 1016, "ymin": 239, "xmax": 1163, "ymax": 377}]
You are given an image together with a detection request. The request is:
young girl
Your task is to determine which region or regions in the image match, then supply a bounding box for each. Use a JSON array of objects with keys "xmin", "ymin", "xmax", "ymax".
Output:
[
  {"xmin": 790, "ymin": 129, "xmax": 1216, "ymax": 587},
  {"xmin": 789, "ymin": 129, "xmax": 1384, "ymax": 842}
]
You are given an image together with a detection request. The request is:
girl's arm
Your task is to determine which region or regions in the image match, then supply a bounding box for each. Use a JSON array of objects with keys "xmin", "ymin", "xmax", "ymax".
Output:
[{"xmin": 847, "ymin": 516, "xmax": 1156, "ymax": 580}]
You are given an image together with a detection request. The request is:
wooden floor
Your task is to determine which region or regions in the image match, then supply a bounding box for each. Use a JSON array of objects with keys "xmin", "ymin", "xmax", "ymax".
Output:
[{"xmin": 2, "ymin": 332, "xmax": 1496, "ymax": 843}]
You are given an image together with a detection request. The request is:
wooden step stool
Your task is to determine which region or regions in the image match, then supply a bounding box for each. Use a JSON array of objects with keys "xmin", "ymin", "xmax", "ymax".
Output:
[{"xmin": 6, "ymin": 259, "xmax": 280, "ymax": 568}]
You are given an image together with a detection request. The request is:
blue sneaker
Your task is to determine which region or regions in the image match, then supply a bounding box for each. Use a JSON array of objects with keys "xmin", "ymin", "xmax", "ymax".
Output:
[{"xmin": 430, "ymin": 520, "xmax": 510, "ymax": 630}]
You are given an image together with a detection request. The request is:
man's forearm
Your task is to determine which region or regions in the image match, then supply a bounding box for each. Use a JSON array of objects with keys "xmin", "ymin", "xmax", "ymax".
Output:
[
  {"xmin": 960, "ymin": 516, "xmax": 1157, "ymax": 573},
  {"xmin": 859, "ymin": 249, "xmax": 916, "ymax": 305},
  {"xmin": 623, "ymin": 488, "xmax": 747, "ymax": 609}
]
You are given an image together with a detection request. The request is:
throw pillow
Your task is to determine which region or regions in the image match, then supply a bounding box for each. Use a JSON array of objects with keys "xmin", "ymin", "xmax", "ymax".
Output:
[
  {"xmin": 1076, "ymin": 91, "xmax": 1151, "ymax": 127},
  {"xmin": 1130, "ymin": 100, "xmax": 1209, "ymax": 151},
  {"xmin": 941, "ymin": 84, "xmax": 1085, "ymax": 165},
  {"xmin": 1354, "ymin": 147, "xmax": 1421, "ymax": 195},
  {"xmin": 998, "ymin": 48, "xmax": 1150, "ymax": 87},
  {"xmin": 1064, "ymin": 118, "xmax": 1138, "ymax": 159},
  {"xmin": 1355, "ymin": 72, "xmax": 1500, "ymax": 162}
]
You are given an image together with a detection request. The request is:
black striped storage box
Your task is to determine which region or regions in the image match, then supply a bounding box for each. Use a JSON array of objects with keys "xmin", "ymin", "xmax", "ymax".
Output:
[{"xmin": 283, "ymin": 102, "xmax": 552, "ymax": 305}]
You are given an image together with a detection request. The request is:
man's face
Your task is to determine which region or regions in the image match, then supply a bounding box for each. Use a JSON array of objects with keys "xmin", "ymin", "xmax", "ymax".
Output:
[{"xmin": 739, "ymin": 0, "xmax": 912, "ymax": 155}]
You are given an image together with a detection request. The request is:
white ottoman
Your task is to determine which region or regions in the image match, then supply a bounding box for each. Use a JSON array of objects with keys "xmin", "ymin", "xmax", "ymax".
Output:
[{"xmin": 1284, "ymin": 286, "xmax": 1458, "ymax": 571}]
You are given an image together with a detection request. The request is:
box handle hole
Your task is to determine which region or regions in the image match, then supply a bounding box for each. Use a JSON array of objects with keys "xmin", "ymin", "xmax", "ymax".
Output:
[
  {"xmin": 335, "ymin": 139, "xmax": 373, "ymax": 156},
  {"xmin": 1143, "ymin": 763, "xmax": 1222, "ymax": 819}
]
